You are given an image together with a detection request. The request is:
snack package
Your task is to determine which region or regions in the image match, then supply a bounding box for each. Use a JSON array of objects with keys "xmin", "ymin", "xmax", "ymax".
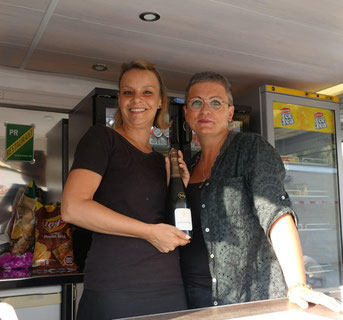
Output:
[
  {"xmin": 10, "ymin": 181, "xmax": 40, "ymax": 254},
  {"xmin": 0, "ymin": 252, "xmax": 33, "ymax": 269},
  {"xmin": 32, "ymin": 204, "xmax": 77, "ymax": 271},
  {"xmin": 5, "ymin": 187, "xmax": 25, "ymax": 242},
  {"xmin": 0, "ymin": 268, "xmax": 32, "ymax": 279}
]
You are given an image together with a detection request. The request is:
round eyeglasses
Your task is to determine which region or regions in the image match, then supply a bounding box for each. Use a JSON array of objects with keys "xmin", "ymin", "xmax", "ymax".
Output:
[{"xmin": 187, "ymin": 97, "xmax": 230, "ymax": 111}]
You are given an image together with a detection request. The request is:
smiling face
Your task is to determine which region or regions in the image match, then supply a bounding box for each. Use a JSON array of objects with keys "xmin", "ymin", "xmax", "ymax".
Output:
[
  {"xmin": 184, "ymin": 81, "xmax": 234, "ymax": 138},
  {"xmin": 118, "ymin": 69, "xmax": 162, "ymax": 129}
]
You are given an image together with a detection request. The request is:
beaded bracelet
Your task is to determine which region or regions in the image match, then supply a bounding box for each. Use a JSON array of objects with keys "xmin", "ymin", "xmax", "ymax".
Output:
[{"xmin": 287, "ymin": 283, "xmax": 312, "ymax": 298}]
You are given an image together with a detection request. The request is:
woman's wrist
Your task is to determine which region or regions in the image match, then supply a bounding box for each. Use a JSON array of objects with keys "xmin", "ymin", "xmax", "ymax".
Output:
[{"xmin": 136, "ymin": 222, "xmax": 154, "ymax": 241}]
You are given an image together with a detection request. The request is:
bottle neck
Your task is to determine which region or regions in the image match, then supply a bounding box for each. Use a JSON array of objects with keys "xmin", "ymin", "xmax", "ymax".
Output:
[{"xmin": 170, "ymin": 150, "xmax": 181, "ymax": 178}]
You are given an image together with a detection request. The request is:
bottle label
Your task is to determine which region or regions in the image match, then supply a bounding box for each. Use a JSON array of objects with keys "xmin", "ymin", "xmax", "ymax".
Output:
[{"xmin": 174, "ymin": 208, "xmax": 193, "ymax": 231}]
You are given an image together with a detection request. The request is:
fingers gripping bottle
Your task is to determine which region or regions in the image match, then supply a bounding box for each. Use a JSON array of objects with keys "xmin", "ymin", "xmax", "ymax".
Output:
[{"xmin": 168, "ymin": 148, "xmax": 193, "ymax": 238}]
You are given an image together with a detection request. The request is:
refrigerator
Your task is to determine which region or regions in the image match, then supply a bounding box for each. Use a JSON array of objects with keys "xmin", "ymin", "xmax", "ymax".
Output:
[
  {"xmin": 0, "ymin": 106, "xmax": 70, "ymax": 320},
  {"xmin": 68, "ymin": 88, "xmax": 252, "ymax": 270},
  {"xmin": 236, "ymin": 85, "xmax": 343, "ymax": 289},
  {"xmin": 46, "ymin": 118, "xmax": 69, "ymax": 203},
  {"xmin": 68, "ymin": 88, "xmax": 118, "ymax": 271}
]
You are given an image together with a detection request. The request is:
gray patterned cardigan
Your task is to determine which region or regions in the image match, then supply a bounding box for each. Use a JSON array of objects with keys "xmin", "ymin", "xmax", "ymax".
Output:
[{"xmin": 191, "ymin": 131, "xmax": 297, "ymax": 306}]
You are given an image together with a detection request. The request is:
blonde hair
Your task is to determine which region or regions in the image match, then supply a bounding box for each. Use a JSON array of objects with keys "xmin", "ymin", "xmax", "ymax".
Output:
[{"xmin": 114, "ymin": 60, "xmax": 169, "ymax": 129}]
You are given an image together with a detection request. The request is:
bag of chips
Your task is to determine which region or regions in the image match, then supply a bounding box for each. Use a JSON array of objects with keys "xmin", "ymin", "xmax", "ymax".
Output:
[
  {"xmin": 10, "ymin": 181, "xmax": 39, "ymax": 254},
  {"xmin": 0, "ymin": 252, "xmax": 33, "ymax": 269},
  {"xmin": 32, "ymin": 204, "xmax": 77, "ymax": 271}
]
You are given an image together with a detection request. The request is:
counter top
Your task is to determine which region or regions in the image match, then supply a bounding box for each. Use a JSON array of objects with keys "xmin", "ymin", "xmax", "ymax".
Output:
[
  {"xmin": 0, "ymin": 269, "xmax": 83, "ymax": 290},
  {"xmin": 125, "ymin": 292, "xmax": 343, "ymax": 320}
]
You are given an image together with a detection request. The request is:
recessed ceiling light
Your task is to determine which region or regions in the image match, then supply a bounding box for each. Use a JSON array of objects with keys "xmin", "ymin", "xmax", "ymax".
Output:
[
  {"xmin": 92, "ymin": 64, "xmax": 108, "ymax": 72},
  {"xmin": 139, "ymin": 12, "xmax": 160, "ymax": 22},
  {"xmin": 43, "ymin": 115, "xmax": 54, "ymax": 121}
]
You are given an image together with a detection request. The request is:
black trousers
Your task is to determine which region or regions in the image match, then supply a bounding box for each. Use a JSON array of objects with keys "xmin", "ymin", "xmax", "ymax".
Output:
[{"xmin": 76, "ymin": 284, "xmax": 187, "ymax": 320}]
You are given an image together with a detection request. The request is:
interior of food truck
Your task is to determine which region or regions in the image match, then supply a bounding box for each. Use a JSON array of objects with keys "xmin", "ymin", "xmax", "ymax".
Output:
[{"xmin": 0, "ymin": 1, "xmax": 343, "ymax": 319}]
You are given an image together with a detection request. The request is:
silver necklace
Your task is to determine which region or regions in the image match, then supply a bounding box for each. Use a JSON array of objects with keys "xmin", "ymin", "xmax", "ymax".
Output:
[
  {"xmin": 201, "ymin": 156, "xmax": 210, "ymax": 182},
  {"xmin": 199, "ymin": 156, "xmax": 210, "ymax": 189}
]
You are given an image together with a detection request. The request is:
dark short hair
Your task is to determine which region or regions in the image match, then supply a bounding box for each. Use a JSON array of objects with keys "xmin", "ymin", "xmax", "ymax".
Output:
[
  {"xmin": 114, "ymin": 60, "xmax": 169, "ymax": 129},
  {"xmin": 185, "ymin": 71, "xmax": 233, "ymax": 105}
]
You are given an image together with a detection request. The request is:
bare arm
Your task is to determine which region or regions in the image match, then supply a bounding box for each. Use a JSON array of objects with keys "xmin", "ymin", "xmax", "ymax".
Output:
[
  {"xmin": 270, "ymin": 214, "xmax": 342, "ymax": 312},
  {"xmin": 61, "ymin": 169, "xmax": 190, "ymax": 252},
  {"xmin": 270, "ymin": 214, "xmax": 306, "ymax": 288}
]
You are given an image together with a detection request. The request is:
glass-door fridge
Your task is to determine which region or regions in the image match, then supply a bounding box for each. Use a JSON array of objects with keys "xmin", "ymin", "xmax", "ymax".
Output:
[{"xmin": 236, "ymin": 85, "xmax": 343, "ymax": 289}]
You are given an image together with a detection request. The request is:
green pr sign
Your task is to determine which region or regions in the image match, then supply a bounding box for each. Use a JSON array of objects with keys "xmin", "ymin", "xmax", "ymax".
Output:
[{"xmin": 5, "ymin": 123, "xmax": 34, "ymax": 162}]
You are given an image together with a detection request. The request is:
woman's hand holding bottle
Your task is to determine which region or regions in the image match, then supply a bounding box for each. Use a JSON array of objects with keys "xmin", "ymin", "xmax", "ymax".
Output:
[
  {"xmin": 144, "ymin": 223, "xmax": 190, "ymax": 253},
  {"xmin": 165, "ymin": 149, "xmax": 190, "ymax": 187}
]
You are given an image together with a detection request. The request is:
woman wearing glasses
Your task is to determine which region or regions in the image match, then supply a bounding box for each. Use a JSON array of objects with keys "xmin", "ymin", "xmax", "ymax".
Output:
[{"xmin": 180, "ymin": 71, "xmax": 342, "ymax": 312}]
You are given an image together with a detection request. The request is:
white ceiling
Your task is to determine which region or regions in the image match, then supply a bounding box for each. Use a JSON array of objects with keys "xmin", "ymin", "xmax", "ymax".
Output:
[{"xmin": 1, "ymin": 0, "xmax": 343, "ymax": 99}]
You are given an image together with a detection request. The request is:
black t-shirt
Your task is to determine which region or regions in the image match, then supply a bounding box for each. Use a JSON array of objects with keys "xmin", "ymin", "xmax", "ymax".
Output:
[
  {"xmin": 180, "ymin": 182, "xmax": 212, "ymax": 289},
  {"xmin": 71, "ymin": 124, "xmax": 184, "ymax": 290}
]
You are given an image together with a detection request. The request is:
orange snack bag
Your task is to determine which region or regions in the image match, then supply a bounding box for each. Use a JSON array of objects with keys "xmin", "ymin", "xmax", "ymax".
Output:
[{"xmin": 32, "ymin": 204, "xmax": 77, "ymax": 271}]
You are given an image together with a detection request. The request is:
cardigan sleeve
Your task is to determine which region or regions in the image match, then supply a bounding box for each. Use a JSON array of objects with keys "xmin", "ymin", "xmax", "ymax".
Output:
[{"xmin": 244, "ymin": 134, "xmax": 297, "ymax": 235}]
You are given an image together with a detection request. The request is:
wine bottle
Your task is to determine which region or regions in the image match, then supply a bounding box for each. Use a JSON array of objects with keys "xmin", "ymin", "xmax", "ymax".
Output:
[{"xmin": 168, "ymin": 148, "xmax": 193, "ymax": 238}]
